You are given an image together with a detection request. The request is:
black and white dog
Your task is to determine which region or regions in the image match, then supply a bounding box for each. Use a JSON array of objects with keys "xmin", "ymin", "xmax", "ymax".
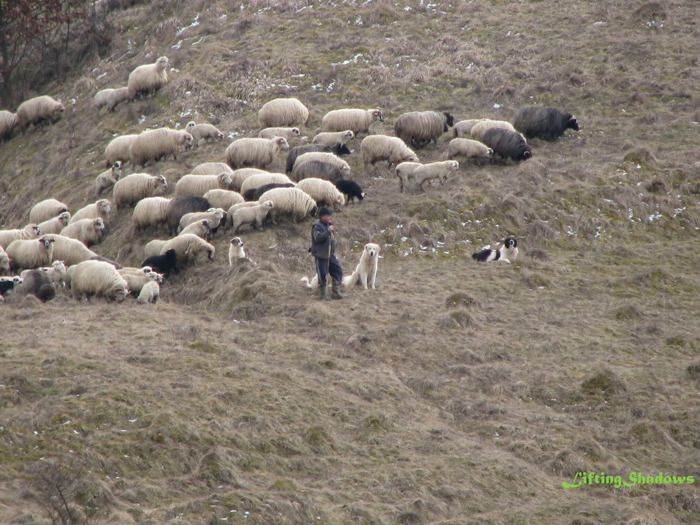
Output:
[{"xmin": 472, "ymin": 236, "xmax": 518, "ymax": 263}]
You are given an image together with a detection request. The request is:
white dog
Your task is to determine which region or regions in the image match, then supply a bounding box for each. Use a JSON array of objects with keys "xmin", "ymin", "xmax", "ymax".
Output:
[
  {"xmin": 342, "ymin": 242, "xmax": 381, "ymax": 289},
  {"xmin": 228, "ymin": 237, "xmax": 253, "ymax": 266},
  {"xmin": 471, "ymin": 236, "xmax": 518, "ymax": 263}
]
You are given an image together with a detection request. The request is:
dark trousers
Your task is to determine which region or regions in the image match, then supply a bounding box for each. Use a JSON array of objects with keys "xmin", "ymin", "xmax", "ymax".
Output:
[{"xmin": 315, "ymin": 255, "xmax": 343, "ymax": 288}]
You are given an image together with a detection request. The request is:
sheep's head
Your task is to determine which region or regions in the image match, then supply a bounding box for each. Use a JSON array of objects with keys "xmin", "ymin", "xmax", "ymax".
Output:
[
  {"xmin": 443, "ymin": 112, "xmax": 455, "ymax": 128},
  {"xmin": 371, "ymin": 109, "xmax": 384, "ymax": 122},
  {"xmin": 274, "ymin": 137, "xmax": 290, "ymax": 150},
  {"xmin": 156, "ymin": 56, "xmax": 169, "ymax": 70},
  {"xmin": 566, "ymin": 115, "xmax": 580, "ymax": 131},
  {"xmin": 292, "ymin": 128, "xmax": 300, "ymax": 135},
  {"xmin": 262, "ymin": 200, "xmax": 274, "ymax": 210},
  {"xmin": 98, "ymin": 200, "xmax": 112, "ymax": 214}
]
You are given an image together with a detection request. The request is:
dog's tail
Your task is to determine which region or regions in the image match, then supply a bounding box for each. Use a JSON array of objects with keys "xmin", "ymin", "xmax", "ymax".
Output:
[
  {"xmin": 300, "ymin": 276, "xmax": 313, "ymax": 288},
  {"xmin": 342, "ymin": 271, "xmax": 358, "ymax": 287},
  {"xmin": 472, "ymin": 249, "xmax": 492, "ymax": 262}
]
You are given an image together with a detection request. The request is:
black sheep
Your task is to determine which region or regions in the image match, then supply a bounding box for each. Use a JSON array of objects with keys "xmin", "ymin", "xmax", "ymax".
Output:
[
  {"xmin": 165, "ymin": 195, "xmax": 211, "ymax": 234},
  {"xmin": 142, "ymin": 248, "xmax": 178, "ymax": 277},
  {"xmin": 481, "ymin": 128, "xmax": 532, "ymax": 162},
  {"xmin": 513, "ymin": 106, "xmax": 580, "ymax": 141},
  {"xmin": 335, "ymin": 179, "xmax": 365, "ymax": 204},
  {"xmin": 293, "ymin": 160, "xmax": 345, "ymax": 183},
  {"xmin": 285, "ymin": 143, "xmax": 351, "ymax": 174},
  {"xmin": 243, "ymin": 182, "xmax": 296, "ymax": 202}
]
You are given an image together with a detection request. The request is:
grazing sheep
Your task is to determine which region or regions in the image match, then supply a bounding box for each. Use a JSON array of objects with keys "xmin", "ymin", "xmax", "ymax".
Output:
[
  {"xmin": 94, "ymin": 87, "xmax": 131, "ymax": 112},
  {"xmin": 258, "ymin": 127, "xmax": 300, "ymax": 141},
  {"xmin": 113, "ymin": 173, "xmax": 168, "ymax": 209},
  {"xmin": 240, "ymin": 172, "xmax": 294, "ymax": 195},
  {"xmin": 67, "ymin": 260, "xmax": 129, "ymax": 301},
  {"xmin": 142, "ymin": 248, "xmax": 177, "ymax": 277},
  {"xmin": 453, "ymin": 119, "xmax": 487, "ymax": 137},
  {"xmin": 179, "ymin": 218, "xmax": 213, "ymax": 239},
  {"xmin": 513, "ymin": 106, "xmax": 580, "ymax": 140},
  {"xmin": 185, "ymin": 121, "xmax": 225, "ymax": 147},
  {"xmin": 191, "ymin": 162, "xmax": 234, "ymax": 176},
  {"xmin": 129, "ymin": 127, "xmax": 194, "ymax": 168},
  {"xmin": 256, "ymin": 187, "xmax": 317, "ymax": 223},
  {"xmin": 228, "ymin": 237, "xmax": 251, "ymax": 266},
  {"xmin": 60, "ymin": 218, "xmax": 106, "ymax": 247},
  {"xmin": 70, "ymin": 199, "xmax": 112, "ymax": 225},
  {"xmin": 6, "ymin": 236, "xmax": 55, "ymax": 271},
  {"xmin": 394, "ymin": 111, "xmax": 454, "ymax": 149},
  {"xmin": 104, "ymin": 134, "xmax": 138, "ymax": 167},
  {"xmin": 0, "ymin": 110, "xmax": 18, "ymax": 141},
  {"xmin": 258, "ymin": 97, "xmax": 309, "ymax": 127},
  {"xmin": 0, "ymin": 246, "xmax": 10, "ymax": 274},
  {"xmin": 230, "ymin": 168, "xmax": 268, "ymax": 191},
  {"xmin": 37, "ymin": 211, "xmax": 71, "ymax": 235},
  {"xmin": 291, "ymin": 152, "xmax": 350, "ymax": 181},
  {"xmin": 15, "ymin": 270, "xmax": 56, "ymax": 302},
  {"xmin": 95, "ymin": 162, "xmax": 123, "ymax": 196},
  {"xmin": 225, "ymin": 136, "xmax": 289, "ymax": 170},
  {"xmin": 44, "ymin": 234, "xmax": 100, "ymax": 266},
  {"xmin": 127, "ymin": 56, "xmax": 169, "ymax": 100},
  {"xmin": 16, "ymin": 95, "xmax": 64, "ymax": 131},
  {"xmin": 178, "ymin": 208, "xmax": 226, "ymax": 233},
  {"xmin": 285, "ymin": 143, "xmax": 351, "ymax": 174},
  {"xmin": 159, "ymin": 234, "xmax": 216, "ymax": 268},
  {"xmin": 165, "ymin": 196, "xmax": 211, "ymax": 234},
  {"xmin": 335, "ymin": 179, "xmax": 365, "ymax": 204},
  {"xmin": 296, "ymin": 178, "xmax": 346, "ymax": 210},
  {"xmin": 202, "ymin": 189, "xmax": 244, "ymax": 210},
  {"xmin": 360, "ymin": 135, "xmax": 419, "ymax": 171},
  {"xmin": 292, "ymin": 160, "xmax": 344, "ymax": 183},
  {"xmin": 447, "ymin": 138, "xmax": 494, "ymax": 164},
  {"xmin": 143, "ymin": 239, "xmax": 168, "ymax": 259},
  {"xmin": 243, "ymin": 182, "xmax": 295, "ymax": 202},
  {"xmin": 470, "ymin": 119, "xmax": 518, "ymax": 142},
  {"xmin": 225, "ymin": 201, "xmax": 260, "ymax": 227},
  {"xmin": 0, "ymin": 276, "xmax": 23, "ymax": 299},
  {"xmin": 174, "ymin": 172, "xmax": 235, "ymax": 196},
  {"xmin": 481, "ymin": 128, "xmax": 532, "ymax": 162},
  {"xmin": 321, "ymin": 108, "xmax": 383, "ymax": 135},
  {"xmin": 132, "ymin": 196, "xmax": 171, "ymax": 231},
  {"xmin": 29, "ymin": 199, "xmax": 69, "ymax": 224},
  {"xmin": 231, "ymin": 201, "xmax": 274, "ymax": 233},
  {"xmin": 402, "ymin": 160, "xmax": 460, "ymax": 192},
  {"xmin": 0, "ymin": 224, "xmax": 41, "ymax": 249},
  {"xmin": 395, "ymin": 161, "xmax": 422, "ymax": 192},
  {"xmin": 137, "ymin": 280, "xmax": 160, "ymax": 304},
  {"xmin": 312, "ymin": 130, "xmax": 354, "ymax": 147},
  {"xmin": 118, "ymin": 266, "xmax": 163, "ymax": 294},
  {"xmin": 37, "ymin": 260, "xmax": 68, "ymax": 287}
]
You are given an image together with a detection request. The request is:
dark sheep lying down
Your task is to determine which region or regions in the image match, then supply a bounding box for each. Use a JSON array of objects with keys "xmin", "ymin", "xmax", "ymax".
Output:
[
  {"xmin": 285, "ymin": 143, "xmax": 351, "ymax": 174},
  {"xmin": 513, "ymin": 106, "xmax": 580, "ymax": 141}
]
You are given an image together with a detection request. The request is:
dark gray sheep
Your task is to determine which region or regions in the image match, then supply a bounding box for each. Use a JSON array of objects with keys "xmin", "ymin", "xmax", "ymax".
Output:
[
  {"xmin": 293, "ymin": 160, "xmax": 345, "ymax": 183},
  {"xmin": 285, "ymin": 143, "xmax": 351, "ymax": 174},
  {"xmin": 243, "ymin": 183, "xmax": 296, "ymax": 202},
  {"xmin": 165, "ymin": 196, "xmax": 211, "ymax": 234},
  {"xmin": 481, "ymin": 128, "xmax": 532, "ymax": 162},
  {"xmin": 15, "ymin": 269, "xmax": 56, "ymax": 302},
  {"xmin": 513, "ymin": 106, "xmax": 580, "ymax": 141}
]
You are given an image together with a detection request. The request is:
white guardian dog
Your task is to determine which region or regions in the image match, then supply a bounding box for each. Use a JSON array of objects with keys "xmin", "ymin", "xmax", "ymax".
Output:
[{"xmin": 342, "ymin": 242, "xmax": 381, "ymax": 289}]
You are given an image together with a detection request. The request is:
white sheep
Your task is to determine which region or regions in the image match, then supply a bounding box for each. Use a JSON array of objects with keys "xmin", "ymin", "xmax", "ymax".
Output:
[
  {"xmin": 394, "ymin": 161, "xmax": 422, "ymax": 193},
  {"xmin": 231, "ymin": 201, "xmax": 274, "ymax": 233},
  {"xmin": 118, "ymin": 266, "xmax": 163, "ymax": 294},
  {"xmin": 16, "ymin": 95, "xmax": 64, "ymax": 131},
  {"xmin": 256, "ymin": 187, "xmax": 317, "ymax": 223},
  {"xmin": 132, "ymin": 196, "xmax": 171, "ymax": 231},
  {"xmin": 453, "ymin": 119, "xmax": 487, "ymax": 137},
  {"xmin": 37, "ymin": 211, "xmax": 72, "ymax": 235},
  {"xmin": 38, "ymin": 260, "xmax": 68, "ymax": 287},
  {"xmin": 67, "ymin": 260, "xmax": 129, "ymax": 301},
  {"xmin": 143, "ymin": 239, "xmax": 168, "ymax": 259},
  {"xmin": 470, "ymin": 119, "xmax": 518, "ymax": 142},
  {"xmin": 137, "ymin": 280, "xmax": 160, "ymax": 304},
  {"xmin": 179, "ymin": 218, "xmax": 213, "ymax": 239},
  {"xmin": 230, "ymin": 168, "xmax": 268, "ymax": 191},
  {"xmin": 70, "ymin": 199, "xmax": 112, "ymax": 225},
  {"xmin": 178, "ymin": 208, "xmax": 226, "ymax": 232},
  {"xmin": 225, "ymin": 137, "xmax": 289, "ymax": 170},
  {"xmin": 239, "ymin": 172, "xmax": 294, "ymax": 195},
  {"xmin": 60, "ymin": 218, "xmax": 106, "ymax": 246},
  {"xmin": 191, "ymin": 162, "xmax": 233, "ymax": 176},
  {"xmin": 174, "ymin": 172, "xmax": 235, "ymax": 197},
  {"xmin": 95, "ymin": 162, "xmax": 123, "ymax": 195},
  {"xmin": 225, "ymin": 201, "xmax": 259, "ymax": 227},
  {"xmin": 104, "ymin": 134, "xmax": 138, "ymax": 167},
  {"xmin": 113, "ymin": 173, "xmax": 168, "ymax": 209},
  {"xmin": 0, "ymin": 110, "xmax": 18, "ymax": 141},
  {"xmin": 185, "ymin": 121, "xmax": 225, "ymax": 147},
  {"xmin": 403, "ymin": 160, "xmax": 460, "ymax": 192},
  {"xmin": 291, "ymin": 152, "xmax": 351, "ymax": 181},
  {"xmin": 0, "ymin": 223, "xmax": 41, "ymax": 249},
  {"xmin": 94, "ymin": 87, "xmax": 131, "ymax": 112},
  {"xmin": 258, "ymin": 127, "xmax": 301, "ymax": 141},
  {"xmin": 447, "ymin": 138, "xmax": 494, "ymax": 163},
  {"xmin": 6, "ymin": 236, "xmax": 55, "ymax": 271},
  {"xmin": 129, "ymin": 127, "xmax": 194, "ymax": 168},
  {"xmin": 0, "ymin": 245, "xmax": 10, "ymax": 274},
  {"xmin": 321, "ymin": 108, "xmax": 383, "ymax": 135},
  {"xmin": 44, "ymin": 234, "xmax": 99, "ymax": 266},
  {"xmin": 127, "ymin": 56, "xmax": 169, "ymax": 100},
  {"xmin": 29, "ymin": 198, "xmax": 69, "ymax": 224},
  {"xmin": 312, "ymin": 130, "xmax": 355, "ymax": 147},
  {"xmin": 394, "ymin": 111, "xmax": 454, "ymax": 148},
  {"xmin": 258, "ymin": 98, "xmax": 309, "ymax": 127},
  {"xmin": 360, "ymin": 134, "xmax": 419, "ymax": 171},
  {"xmin": 202, "ymin": 189, "xmax": 244, "ymax": 211},
  {"xmin": 295, "ymin": 178, "xmax": 345, "ymax": 210},
  {"xmin": 159, "ymin": 234, "xmax": 215, "ymax": 266}
]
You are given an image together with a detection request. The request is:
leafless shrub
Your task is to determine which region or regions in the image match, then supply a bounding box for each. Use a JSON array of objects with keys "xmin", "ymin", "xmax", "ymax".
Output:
[{"xmin": 581, "ymin": 368, "xmax": 627, "ymax": 398}]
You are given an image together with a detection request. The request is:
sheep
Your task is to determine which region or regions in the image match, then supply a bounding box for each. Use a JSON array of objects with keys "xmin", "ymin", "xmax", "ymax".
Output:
[
  {"xmin": 178, "ymin": 207, "xmax": 226, "ymax": 233},
  {"xmin": 67, "ymin": 260, "xmax": 129, "ymax": 301},
  {"xmin": 143, "ymin": 239, "xmax": 168, "ymax": 259},
  {"xmin": 127, "ymin": 56, "xmax": 169, "ymax": 100},
  {"xmin": 225, "ymin": 201, "xmax": 260, "ymax": 227},
  {"xmin": 0, "ymin": 224, "xmax": 41, "ymax": 249},
  {"xmin": 0, "ymin": 110, "xmax": 18, "ymax": 141},
  {"xmin": 513, "ymin": 106, "xmax": 580, "ymax": 141},
  {"xmin": 230, "ymin": 168, "xmax": 268, "ymax": 191},
  {"xmin": 113, "ymin": 173, "xmax": 168, "ymax": 209},
  {"xmin": 335, "ymin": 179, "xmax": 365, "ymax": 204},
  {"xmin": 360, "ymin": 135, "xmax": 419, "ymax": 171},
  {"xmin": 225, "ymin": 137, "xmax": 289, "ymax": 170},
  {"xmin": 95, "ymin": 162, "xmax": 123, "ymax": 196},
  {"xmin": 470, "ymin": 119, "xmax": 518, "ymax": 142},
  {"xmin": 132, "ymin": 196, "xmax": 171, "ymax": 231},
  {"xmin": 481, "ymin": 128, "xmax": 532, "ymax": 162},
  {"xmin": 394, "ymin": 111, "xmax": 454, "ymax": 149},
  {"xmin": 104, "ymin": 134, "xmax": 138, "ymax": 167},
  {"xmin": 60, "ymin": 218, "xmax": 106, "ymax": 247},
  {"xmin": 43, "ymin": 234, "xmax": 97, "ymax": 266},
  {"xmin": 285, "ymin": 143, "xmax": 351, "ymax": 174},
  {"xmin": 231, "ymin": 201, "xmax": 274, "ymax": 234},
  {"xmin": 118, "ymin": 266, "xmax": 163, "ymax": 294},
  {"xmin": 165, "ymin": 196, "xmax": 211, "ymax": 234},
  {"xmin": 290, "ymin": 160, "xmax": 344, "ymax": 183},
  {"xmin": 258, "ymin": 127, "xmax": 300, "ymax": 141},
  {"xmin": 447, "ymin": 138, "xmax": 494, "ymax": 164},
  {"xmin": 243, "ymin": 182, "xmax": 295, "ymax": 202},
  {"xmin": 129, "ymin": 128, "xmax": 194, "ymax": 168},
  {"xmin": 394, "ymin": 161, "xmax": 422, "ymax": 192},
  {"xmin": 228, "ymin": 237, "xmax": 251, "ymax": 266},
  {"xmin": 174, "ymin": 172, "xmax": 235, "ymax": 196},
  {"xmin": 6, "ymin": 236, "xmax": 55, "ymax": 271},
  {"xmin": 142, "ymin": 248, "xmax": 177, "ymax": 277},
  {"xmin": 453, "ymin": 119, "xmax": 487, "ymax": 137},
  {"xmin": 179, "ymin": 218, "xmax": 213, "ymax": 239},
  {"xmin": 16, "ymin": 95, "xmax": 64, "ymax": 131},
  {"xmin": 321, "ymin": 108, "xmax": 383, "ymax": 135},
  {"xmin": 137, "ymin": 280, "xmax": 160, "ymax": 304},
  {"xmin": 29, "ymin": 199, "xmax": 69, "ymax": 224},
  {"xmin": 202, "ymin": 189, "xmax": 244, "ymax": 211},
  {"xmin": 403, "ymin": 160, "xmax": 460, "ymax": 192},
  {"xmin": 0, "ymin": 245, "xmax": 10, "ymax": 274},
  {"xmin": 191, "ymin": 162, "xmax": 234, "ymax": 176},
  {"xmin": 296, "ymin": 178, "xmax": 346, "ymax": 210},
  {"xmin": 256, "ymin": 187, "xmax": 317, "ymax": 224},
  {"xmin": 15, "ymin": 270, "xmax": 55, "ymax": 302},
  {"xmin": 37, "ymin": 211, "xmax": 72, "ymax": 235},
  {"xmin": 258, "ymin": 97, "xmax": 309, "ymax": 127},
  {"xmin": 312, "ymin": 130, "xmax": 354, "ymax": 147},
  {"xmin": 185, "ymin": 121, "xmax": 225, "ymax": 147},
  {"xmin": 37, "ymin": 260, "xmax": 68, "ymax": 287},
  {"xmin": 94, "ymin": 87, "xmax": 131, "ymax": 112},
  {"xmin": 70, "ymin": 199, "xmax": 112, "ymax": 225},
  {"xmin": 291, "ymin": 152, "xmax": 350, "ymax": 181},
  {"xmin": 159, "ymin": 234, "xmax": 216, "ymax": 268},
  {"xmin": 239, "ymin": 172, "xmax": 294, "ymax": 195}
]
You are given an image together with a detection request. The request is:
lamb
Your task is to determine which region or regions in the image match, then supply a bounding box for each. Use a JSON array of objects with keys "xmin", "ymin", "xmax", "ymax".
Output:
[
  {"xmin": 70, "ymin": 199, "xmax": 112, "ymax": 225},
  {"xmin": 15, "ymin": 270, "xmax": 55, "ymax": 302},
  {"xmin": 16, "ymin": 95, "xmax": 65, "ymax": 131},
  {"xmin": 513, "ymin": 106, "xmax": 580, "ymax": 141},
  {"xmin": 185, "ymin": 121, "xmax": 225, "ymax": 147},
  {"xmin": 402, "ymin": 160, "xmax": 460, "ymax": 192},
  {"xmin": 6, "ymin": 236, "xmax": 55, "ymax": 271},
  {"xmin": 285, "ymin": 143, "xmax": 351, "ymax": 174},
  {"xmin": 165, "ymin": 196, "xmax": 211, "ymax": 234},
  {"xmin": 230, "ymin": 200, "xmax": 274, "ymax": 233},
  {"xmin": 239, "ymin": 172, "xmax": 294, "ymax": 195},
  {"xmin": 291, "ymin": 152, "xmax": 350, "ymax": 181},
  {"xmin": 481, "ymin": 128, "xmax": 532, "ymax": 162},
  {"xmin": 453, "ymin": 119, "xmax": 487, "ymax": 137},
  {"xmin": 67, "ymin": 260, "xmax": 129, "ymax": 301},
  {"xmin": 158, "ymin": 234, "xmax": 216, "ymax": 268},
  {"xmin": 95, "ymin": 162, "xmax": 123, "ymax": 196},
  {"xmin": 94, "ymin": 87, "xmax": 131, "ymax": 112},
  {"xmin": 394, "ymin": 161, "xmax": 422, "ymax": 191},
  {"xmin": 60, "ymin": 218, "xmax": 106, "ymax": 247},
  {"xmin": 291, "ymin": 160, "xmax": 344, "ymax": 183},
  {"xmin": 296, "ymin": 178, "xmax": 345, "ymax": 210},
  {"xmin": 243, "ymin": 182, "xmax": 295, "ymax": 202},
  {"xmin": 191, "ymin": 162, "xmax": 233, "ymax": 176},
  {"xmin": 202, "ymin": 189, "xmax": 244, "ymax": 211},
  {"xmin": 132, "ymin": 196, "xmax": 171, "ymax": 231},
  {"xmin": 256, "ymin": 187, "xmax": 317, "ymax": 223},
  {"xmin": 0, "ymin": 224, "xmax": 41, "ymax": 249},
  {"xmin": 225, "ymin": 201, "xmax": 260, "ymax": 227},
  {"xmin": 447, "ymin": 138, "xmax": 494, "ymax": 164},
  {"xmin": 179, "ymin": 219, "xmax": 213, "ymax": 239},
  {"xmin": 360, "ymin": 135, "xmax": 419, "ymax": 171},
  {"xmin": 37, "ymin": 211, "xmax": 72, "ymax": 235},
  {"xmin": 312, "ymin": 130, "xmax": 354, "ymax": 147},
  {"xmin": 137, "ymin": 280, "xmax": 160, "ymax": 304},
  {"xmin": 142, "ymin": 249, "xmax": 177, "ymax": 277},
  {"xmin": 0, "ymin": 246, "xmax": 10, "ymax": 274},
  {"xmin": 321, "ymin": 108, "xmax": 384, "ymax": 135},
  {"xmin": 127, "ymin": 56, "xmax": 169, "ymax": 100},
  {"xmin": 129, "ymin": 128, "xmax": 194, "ymax": 168},
  {"xmin": 394, "ymin": 111, "xmax": 454, "ymax": 149},
  {"xmin": 37, "ymin": 260, "xmax": 68, "ymax": 287},
  {"xmin": 42, "ymin": 234, "xmax": 99, "ymax": 266},
  {"xmin": 258, "ymin": 127, "xmax": 300, "ymax": 141},
  {"xmin": 225, "ymin": 137, "xmax": 289, "ymax": 170},
  {"xmin": 174, "ymin": 172, "xmax": 235, "ymax": 196},
  {"xmin": 258, "ymin": 97, "xmax": 309, "ymax": 127},
  {"xmin": 104, "ymin": 134, "xmax": 138, "ymax": 167},
  {"xmin": 335, "ymin": 179, "xmax": 365, "ymax": 204},
  {"xmin": 178, "ymin": 208, "xmax": 226, "ymax": 233},
  {"xmin": 0, "ymin": 110, "xmax": 18, "ymax": 141},
  {"xmin": 29, "ymin": 199, "xmax": 69, "ymax": 224},
  {"xmin": 230, "ymin": 168, "xmax": 268, "ymax": 191},
  {"xmin": 118, "ymin": 266, "xmax": 163, "ymax": 294},
  {"xmin": 228, "ymin": 237, "xmax": 251, "ymax": 266},
  {"xmin": 113, "ymin": 173, "xmax": 168, "ymax": 209},
  {"xmin": 470, "ymin": 120, "xmax": 518, "ymax": 142}
]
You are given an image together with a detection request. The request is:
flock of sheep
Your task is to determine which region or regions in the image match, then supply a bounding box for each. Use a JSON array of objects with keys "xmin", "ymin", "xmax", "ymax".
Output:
[{"xmin": 0, "ymin": 52, "xmax": 580, "ymax": 304}]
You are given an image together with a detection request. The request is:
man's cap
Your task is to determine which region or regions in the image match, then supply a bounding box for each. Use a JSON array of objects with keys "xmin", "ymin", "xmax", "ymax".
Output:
[{"xmin": 318, "ymin": 207, "xmax": 333, "ymax": 217}]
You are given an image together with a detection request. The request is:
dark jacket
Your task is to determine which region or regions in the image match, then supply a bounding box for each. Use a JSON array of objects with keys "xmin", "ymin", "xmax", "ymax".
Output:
[{"xmin": 310, "ymin": 219, "xmax": 335, "ymax": 259}]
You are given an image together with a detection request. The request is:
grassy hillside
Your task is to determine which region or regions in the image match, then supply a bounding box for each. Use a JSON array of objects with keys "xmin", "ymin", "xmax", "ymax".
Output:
[{"xmin": 1, "ymin": 0, "xmax": 698, "ymax": 523}]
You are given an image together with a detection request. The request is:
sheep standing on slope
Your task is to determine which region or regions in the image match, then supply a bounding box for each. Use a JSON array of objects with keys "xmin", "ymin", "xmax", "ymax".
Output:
[
  {"xmin": 159, "ymin": 234, "xmax": 216, "ymax": 268},
  {"xmin": 0, "ymin": 224, "xmax": 41, "ymax": 249},
  {"xmin": 178, "ymin": 208, "xmax": 226, "ymax": 233},
  {"xmin": 470, "ymin": 120, "xmax": 518, "ymax": 142},
  {"xmin": 94, "ymin": 87, "xmax": 131, "ymax": 112},
  {"xmin": 60, "ymin": 218, "xmax": 106, "ymax": 247},
  {"xmin": 230, "ymin": 168, "xmax": 268, "ymax": 191},
  {"xmin": 16, "ymin": 95, "xmax": 64, "ymax": 131},
  {"xmin": 104, "ymin": 134, "xmax": 138, "ymax": 167},
  {"xmin": 481, "ymin": 128, "xmax": 532, "ymax": 162},
  {"xmin": 29, "ymin": 199, "xmax": 69, "ymax": 224},
  {"xmin": 225, "ymin": 137, "xmax": 289, "ymax": 170},
  {"xmin": 203, "ymin": 189, "xmax": 244, "ymax": 211},
  {"xmin": 113, "ymin": 173, "xmax": 168, "ymax": 209},
  {"xmin": 179, "ymin": 219, "xmax": 213, "ymax": 239},
  {"xmin": 256, "ymin": 187, "xmax": 317, "ymax": 224},
  {"xmin": 67, "ymin": 260, "xmax": 129, "ymax": 301},
  {"xmin": 118, "ymin": 266, "xmax": 163, "ymax": 295},
  {"xmin": 174, "ymin": 172, "xmax": 235, "ymax": 196},
  {"xmin": 185, "ymin": 121, "xmax": 225, "ymax": 147},
  {"xmin": 129, "ymin": 128, "xmax": 194, "ymax": 168},
  {"xmin": 231, "ymin": 201, "xmax": 274, "ymax": 233},
  {"xmin": 361, "ymin": 135, "xmax": 419, "ymax": 171},
  {"xmin": 258, "ymin": 98, "xmax": 309, "ymax": 127},
  {"xmin": 191, "ymin": 162, "xmax": 234, "ymax": 176},
  {"xmin": 95, "ymin": 162, "xmax": 123, "ymax": 196},
  {"xmin": 137, "ymin": 280, "xmax": 160, "ymax": 304},
  {"xmin": 296, "ymin": 178, "xmax": 346, "ymax": 210},
  {"xmin": 394, "ymin": 162, "xmax": 422, "ymax": 193},
  {"xmin": 44, "ymin": 234, "xmax": 100, "ymax": 266},
  {"xmin": 291, "ymin": 152, "xmax": 351, "ymax": 181},
  {"xmin": 312, "ymin": 130, "xmax": 354, "ymax": 148},
  {"xmin": 453, "ymin": 119, "xmax": 487, "ymax": 137},
  {"xmin": 513, "ymin": 106, "xmax": 580, "ymax": 140},
  {"xmin": 37, "ymin": 211, "xmax": 72, "ymax": 235},
  {"xmin": 132, "ymin": 196, "xmax": 171, "ymax": 231},
  {"xmin": 292, "ymin": 161, "xmax": 344, "ymax": 183},
  {"xmin": 447, "ymin": 138, "xmax": 494, "ymax": 164},
  {"xmin": 6, "ymin": 236, "xmax": 55, "ymax": 271},
  {"xmin": 37, "ymin": 260, "xmax": 68, "ymax": 288},
  {"xmin": 394, "ymin": 111, "xmax": 454, "ymax": 149},
  {"xmin": 143, "ymin": 240, "xmax": 168, "ymax": 259},
  {"xmin": 286, "ymin": 144, "xmax": 351, "ymax": 174},
  {"xmin": 243, "ymin": 182, "xmax": 295, "ymax": 202},
  {"xmin": 402, "ymin": 160, "xmax": 460, "ymax": 192},
  {"xmin": 165, "ymin": 196, "xmax": 211, "ymax": 234},
  {"xmin": 0, "ymin": 110, "xmax": 18, "ymax": 141},
  {"xmin": 127, "ymin": 56, "xmax": 169, "ymax": 100},
  {"xmin": 70, "ymin": 199, "xmax": 112, "ymax": 225},
  {"xmin": 258, "ymin": 127, "xmax": 300, "ymax": 141},
  {"xmin": 321, "ymin": 108, "xmax": 383, "ymax": 135}
]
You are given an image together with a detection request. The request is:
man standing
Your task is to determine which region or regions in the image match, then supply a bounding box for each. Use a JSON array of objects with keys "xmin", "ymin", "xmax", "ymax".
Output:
[{"xmin": 310, "ymin": 207, "xmax": 343, "ymax": 300}]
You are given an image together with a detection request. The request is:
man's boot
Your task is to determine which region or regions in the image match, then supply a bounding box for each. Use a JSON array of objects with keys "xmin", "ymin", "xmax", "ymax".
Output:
[
  {"xmin": 318, "ymin": 286, "xmax": 326, "ymax": 300},
  {"xmin": 331, "ymin": 282, "xmax": 343, "ymax": 300}
]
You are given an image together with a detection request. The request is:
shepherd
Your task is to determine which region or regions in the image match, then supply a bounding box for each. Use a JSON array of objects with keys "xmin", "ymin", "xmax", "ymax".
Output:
[{"xmin": 310, "ymin": 207, "xmax": 344, "ymax": 300}]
